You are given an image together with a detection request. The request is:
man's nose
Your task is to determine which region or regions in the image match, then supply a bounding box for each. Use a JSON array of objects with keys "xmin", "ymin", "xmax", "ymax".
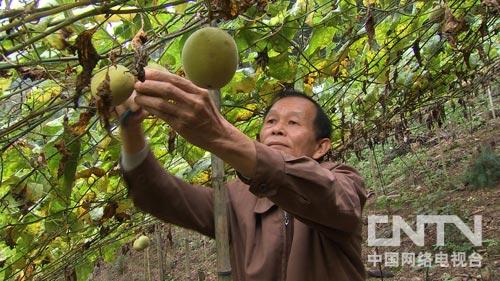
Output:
[{"xmin": 271, "ymin": 122, "xmax": 285, "ymax": 135}]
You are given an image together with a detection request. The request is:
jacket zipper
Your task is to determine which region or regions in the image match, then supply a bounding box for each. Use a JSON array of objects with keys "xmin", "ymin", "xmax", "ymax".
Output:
[{"xmin": 282, "ymin": 210, "xmax": 291, "ymax": 281}]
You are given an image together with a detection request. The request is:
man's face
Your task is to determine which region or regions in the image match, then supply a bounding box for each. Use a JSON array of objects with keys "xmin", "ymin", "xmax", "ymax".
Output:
[{"xmin": 259, "ymin": 96, "xmax": 322, "ymax": 159}]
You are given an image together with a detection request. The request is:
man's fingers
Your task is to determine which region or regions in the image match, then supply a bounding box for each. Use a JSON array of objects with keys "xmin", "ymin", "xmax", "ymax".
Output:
[
  {"xmin": 128, "ymin": 91, "xmax": 141, "ymax": 112},
  {"xmin": 143, "ymin": 106, "xmax": 174, "ymax": 122},
  {"xmin": 144, "ymin": 68, "xmax": 206, "ymax": 94},
  {"xmin": 134, "ymin": 95, "xmax": 181, "ymax": 118},
  {"xmin": 134, "ymin": 80, "xmax": 191, "ymax": 104}
]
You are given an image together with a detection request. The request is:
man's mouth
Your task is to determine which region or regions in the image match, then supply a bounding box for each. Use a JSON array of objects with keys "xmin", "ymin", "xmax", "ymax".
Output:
[{"xmin": 267, "ymin": 142, "xmax": 288, "ymax": 147}]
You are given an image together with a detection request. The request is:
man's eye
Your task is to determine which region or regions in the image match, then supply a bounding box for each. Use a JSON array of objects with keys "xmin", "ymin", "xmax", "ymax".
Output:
[
  {"xmin": 289, "ymin": 120, "xmax": 299, "ymax": 125},
  {"xmin": 266, "ymin": 119, "xmax": 276, "ymax": 124}
]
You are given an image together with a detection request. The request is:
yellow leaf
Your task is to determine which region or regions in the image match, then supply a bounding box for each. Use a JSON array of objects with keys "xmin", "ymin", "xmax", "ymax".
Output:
[
  {"xmin": 95, "ymin": 13, "xmax": 136, "ymax": 23},
  {"xmin": 363, "ymin": 0, "xmax": 377, "ymax": 6},
  {"xmin": 26, "ymin": 221, "xmax": 42, "ymax": 237},
  {"xmin": 305, "ymin": 11, "xmax": 315, "ymax": 27},
  {"xmin": 191, "ymin": 171, "xmax": 210, "ymax": 185},
  {"xmin": 235, "ymin": 104, "xmax": 257, "ymax": 122},
  {"xmin": 76, "ymin": 167, "xmax": 106, "ymax": 179},
  {"xmin": 259, "ymin": 80, "xmax": 282, "ymax": 103},
  {"xmin": 116, "ymin": 199, "xmax": 134, "ymax": 214},
  {"xmin": 27, "ymin": 83, "xmax": 62, "ymax": 104},
  {"xmin": 175, "ymin": 3, "xmax": 188, "ymax": 14},
  {"xmin": 340, "ymin": 57, "xmax": 349, "ymax": 68},
  {"xmin": 0, "ymin": 77, "xmax": 11, "ymax": 93},
  {"xmin": 234, "ymin": 76, "xmax": 256, "ymax": 93},
  {"xmin": 304, "ymin": 83, "xmax": 313, "ymax": 96}
]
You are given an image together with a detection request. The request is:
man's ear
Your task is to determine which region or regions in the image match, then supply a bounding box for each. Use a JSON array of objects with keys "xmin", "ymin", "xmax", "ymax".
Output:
[{"xmin": 312, "ymin": 138, "xmax": 331, "ymax": 160}]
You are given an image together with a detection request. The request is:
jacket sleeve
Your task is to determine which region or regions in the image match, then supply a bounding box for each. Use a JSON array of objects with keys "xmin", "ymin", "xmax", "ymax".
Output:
[
  {"xmin": 240, "ymin": 141, "xmax": 366, "ymax": 234},
  {"xmin": 121, "ymin": 150, "xmax": 215, "ymax": 238}
]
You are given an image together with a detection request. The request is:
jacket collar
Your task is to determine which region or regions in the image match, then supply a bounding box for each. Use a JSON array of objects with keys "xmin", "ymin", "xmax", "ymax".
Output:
[{"xmin": 254, "ymin": 197, "xmax": 276, "ymax": 214}]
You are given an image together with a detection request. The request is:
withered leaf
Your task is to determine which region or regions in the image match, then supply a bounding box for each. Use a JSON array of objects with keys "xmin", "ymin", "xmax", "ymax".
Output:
[
  {"xmin": 479, "ymin": 19, "xmax": 488, "ymax": 37},
  {"xmin": 18, "ymin": 263, "xmax": 35, "ymax": 281},
  {"xmin": 54, "ymin": 139, "xmax": 70, "ymax": 178},
  {"xmin": 442, "ymin": 6, "xmax": 467, "ymax": 35},
  {"xmin": 70, "ymin": 110, "xmax": 95, "ymax": 136},
  {"xmin": 74, "ymin": 28, "xmax": 100, "ymax": 106},
  {"xmin": 168, "ymin": 129, "xmax": 177, "ymax": 153},
  {"xmin": 76, "ymin": 167, "xmax": 106, "ymax": 179},
  {"xmin": 115, "ymin": 212, "xmax": 131, "ymax": 222},
  {"xmin": 132, "ymin": 29, "xmax": 148, "ymax": 82},
  {"xmin": 17, "ymin": 66, "xmax": 47, "ymax": 80},
  {"xmin": 4, "ymin": 226, "xmax": 16, "ymax": 249},
  {"xmin": 412, "ymin": 40, "xmax": 422, "ymax": 66},
  {"xmin": 463, "ymin": 49, "xmax": 471, "ymax": 69},
  {"xmin": 64, "ymin": 64, "xmax": 76, "ymax": 76},
  {"xmin": 64, "ymin": 266, "xmax": 77, "ymax": 281},
  {"xmin": 100, "ymin": 226, "xmax": 111, "ymax": 237},
  {"xmin": 101, "ymin": 201, "xmax": 118, "ymax": 223},
  {"xmin": 365, "ymin": 5, "xmax": 377, "ymax": 50},
  {"xmin": 477, "ymin": 45, "xmax": 487, "ymax": 63},
  {"xmin": 482, "ymin": 0, "xmax": 500, "ymax": 11},
  {"xmin": 0, "ymin": 69, "xmax": 11, "ymax": 78},
  {"xmin": 255, "ymin": 48, "xmax": 269, "ymax": 69},
  {"xmin": 95, "ymin": 70, "xmax": 113, "ymax": 132},
  {"xmin": 207, "ymin": 0, "xmax": 267, "ymax": 20}
]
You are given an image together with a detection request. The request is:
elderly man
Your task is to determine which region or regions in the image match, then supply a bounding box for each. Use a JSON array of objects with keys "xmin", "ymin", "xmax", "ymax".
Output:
[{"xmin": 118, "ymin": 69, "xmax": 367, "ymax": 281}]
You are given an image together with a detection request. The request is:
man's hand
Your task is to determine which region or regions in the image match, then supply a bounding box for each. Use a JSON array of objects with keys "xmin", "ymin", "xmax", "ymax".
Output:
[
  {"xmin": 133, "ymin": 69, "xmax": 256, "ymax": 178},
  {"xmin": 133, "ymin": 69, "xmax": 231, "ymax": 151},
  {"xmin": 115, "ymin": 90, "xmax": 148, "ymax": 127},
  {"xmin": 116, "ymin": 90, "xmax": 148, "ymax": 155}
]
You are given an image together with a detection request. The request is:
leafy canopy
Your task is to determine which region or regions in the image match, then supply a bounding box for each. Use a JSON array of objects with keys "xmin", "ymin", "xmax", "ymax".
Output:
[{"xmin": 0, "ymin": 0, "xmax": 498, "ymax": 280}]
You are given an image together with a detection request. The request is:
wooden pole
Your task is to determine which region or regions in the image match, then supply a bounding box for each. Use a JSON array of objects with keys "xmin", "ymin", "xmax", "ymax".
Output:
[
  {"xmin": 487, "ymin": 86, "xmax": 496, "ymax": 119},
  {"xmin": 208, "ymin": 89, "xmax": 232, "ymax": 281},
  {"xmin": 155, "ymin": 223, "xmax": 166, "ymax": 281},
  {"xmin": 146, "ymin": 247, "xmax": 152, "ymax": 281}
]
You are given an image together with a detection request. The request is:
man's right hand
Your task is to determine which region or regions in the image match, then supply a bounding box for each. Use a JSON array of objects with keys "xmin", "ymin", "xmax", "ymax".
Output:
[
  {"xmin": 116, "ymin": 90, "xmax": 148, "ymax": 128},
  {"xmin": 117, "ymin": 90, "xmax": 148, "ymax": 155}
]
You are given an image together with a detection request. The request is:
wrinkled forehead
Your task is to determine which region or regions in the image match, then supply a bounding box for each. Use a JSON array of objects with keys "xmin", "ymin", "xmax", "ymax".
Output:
[{"xmin": 265, "ymin": 96, "xmax": 317, "ymax": 119}]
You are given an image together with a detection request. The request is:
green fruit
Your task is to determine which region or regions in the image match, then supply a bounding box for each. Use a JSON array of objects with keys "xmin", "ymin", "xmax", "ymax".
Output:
[
  {"xmin": 132, "ymin": 235, "xmax": 150, "ymax": 251},
  {"xmin": 91, "ymin": 64, "xmax": 135, "ymax": 106},
  {"xmin": 181, "ymin": 27, "xmax": 239, "ymax": 89}
]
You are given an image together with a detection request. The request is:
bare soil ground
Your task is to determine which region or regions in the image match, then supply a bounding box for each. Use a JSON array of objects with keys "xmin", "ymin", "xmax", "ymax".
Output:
[{"xmin": 362, "ymin": 118, "xmax": 500, "ymax": 281}]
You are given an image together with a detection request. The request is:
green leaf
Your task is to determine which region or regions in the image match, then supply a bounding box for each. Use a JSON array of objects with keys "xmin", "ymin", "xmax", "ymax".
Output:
[
  {"xmin": 133, "ymin": 13, "xmax": 153, "ymax": 32},
  {"xmin": 61, "ymin": 135, "xmax": 81, "ymax": 205},
  {"xmin": 76, "ymin": 261, "xmax": 93, "ymax": 281},
  {"xmin": 177, "ymin": 139, "xmax": 207, "ymax": 167},
  {"xmin": 306, "ymin": 27, "xmax": 336, "ymax": 56},
  {"xmin": 114, "ymin": 22, "xmax": 133, "ymax": 41},
  {"xmin": 268, "ymin": 54, "xmax": 297, "ymax": 82},
  {"xmin": 25, "ymin": 182, "xmax": 45, "ymax": 202},
  {"xmin": 266, "ymin": 1, "xmax": 289, "ymax": 17},
  {"xmin": 102, "ymin": 240, "xmax": 120, "ymax": 263}
]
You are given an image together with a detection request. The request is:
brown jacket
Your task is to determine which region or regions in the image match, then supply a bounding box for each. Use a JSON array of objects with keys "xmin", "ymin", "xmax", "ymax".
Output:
[{"xmin": 123, "ymin": 141, "xmax": 367, "ymax": 281}]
